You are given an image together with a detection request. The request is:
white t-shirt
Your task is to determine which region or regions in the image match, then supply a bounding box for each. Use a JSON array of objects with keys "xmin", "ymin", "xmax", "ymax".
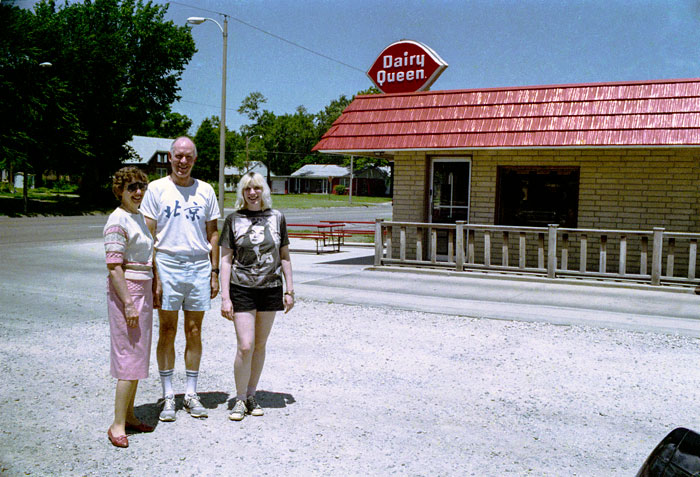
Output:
[
  {"xmin": 140, "ymin": 177, "xmax": 220, "ymax": 256},
  {"xmin": 103, "ymin": 207, "xmax": 154, "ymax": 280}
]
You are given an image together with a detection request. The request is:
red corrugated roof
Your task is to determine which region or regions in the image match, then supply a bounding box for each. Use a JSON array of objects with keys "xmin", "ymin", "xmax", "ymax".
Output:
[{"xmin": 312, "ymin": 78, "xmax": 700, "ymax": 152}]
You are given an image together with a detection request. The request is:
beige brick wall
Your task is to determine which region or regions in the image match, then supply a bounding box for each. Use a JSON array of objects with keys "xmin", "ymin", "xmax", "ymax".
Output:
[
  {"xmin": 390, "ymin": 148, "xmax": 700, "ymax": 273},
  {"xmin": 387, "ymin": 153, "xmax": 428, "ymax": 258},
  {"xmin": 466, "ymin": 148, "xmax": 700, "ymax": 232}
]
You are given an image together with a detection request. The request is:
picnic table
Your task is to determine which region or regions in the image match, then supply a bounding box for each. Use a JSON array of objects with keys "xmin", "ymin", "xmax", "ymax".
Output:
[
  {"xmin": 320, "ymin": 220, "xmax": 382, "ymax": 239},
  {"xmin": 287, "ymin": 222, "xmax": 347, "ymax": 254}
]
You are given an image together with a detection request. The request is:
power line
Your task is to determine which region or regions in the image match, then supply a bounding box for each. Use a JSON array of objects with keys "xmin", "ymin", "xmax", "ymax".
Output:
[
  {"xmin": 169, "ymin": 1, "xmax": 365, "ymax": 74},
  {"xmin": 179, "ymin": 99, "xmax": 239, "ymax": 113}
]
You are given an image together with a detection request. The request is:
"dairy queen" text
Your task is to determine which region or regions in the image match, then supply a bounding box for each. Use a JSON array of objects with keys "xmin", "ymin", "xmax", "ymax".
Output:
[{"xmin": 375, "ymin": 52, "xmax": 426, "ymax": 87}]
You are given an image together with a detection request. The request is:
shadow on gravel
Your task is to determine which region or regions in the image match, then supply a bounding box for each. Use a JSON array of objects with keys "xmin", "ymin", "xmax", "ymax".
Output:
[
  {"xmin": 225, "ymin": 390, "xmax": 296, "ymax": 410},
  {"xmin": 130, "ymin": 390, "xmax": 296, "ymax": 427},
  {"xmin": 133, "ymin": 391, "xmax": 230, "ymax": 426}
]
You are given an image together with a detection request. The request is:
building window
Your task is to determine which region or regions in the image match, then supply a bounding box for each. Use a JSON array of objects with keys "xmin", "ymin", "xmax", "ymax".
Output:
[
  {"xmin": 157, "ymin": 167, "xmax": 168, "ymax": 178},
  {"xmin": 496, "ymin": 166, "xmax": 579, "ymax": 227}
]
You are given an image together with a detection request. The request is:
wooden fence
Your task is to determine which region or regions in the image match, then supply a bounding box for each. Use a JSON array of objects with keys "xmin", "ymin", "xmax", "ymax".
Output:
[{"xmin": 373, "ymin": 219, "xmax": 700, "ymax": 287}]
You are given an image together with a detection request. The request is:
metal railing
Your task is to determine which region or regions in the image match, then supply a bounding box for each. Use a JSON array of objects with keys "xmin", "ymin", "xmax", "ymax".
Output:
[{"xmin": 373, "ymin": 219, "xmax": 700, "ymax": 287}]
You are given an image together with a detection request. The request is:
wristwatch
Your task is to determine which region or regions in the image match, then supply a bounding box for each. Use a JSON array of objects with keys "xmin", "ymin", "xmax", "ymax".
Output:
[{"xmin": 211, "ymin": 268, "xmax": 219, "ymax": 275}]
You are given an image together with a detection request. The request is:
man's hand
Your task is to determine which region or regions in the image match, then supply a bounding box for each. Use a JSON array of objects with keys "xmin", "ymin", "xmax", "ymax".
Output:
[{"xmin": 210, "ymin": 274, "xmax": 220, "ymax": 298}]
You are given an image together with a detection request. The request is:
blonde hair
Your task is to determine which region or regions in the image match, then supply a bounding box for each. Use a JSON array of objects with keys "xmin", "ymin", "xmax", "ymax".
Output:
[{"xmin": 235, "ymin": 172, "xmax": 272, "ymax": 210}]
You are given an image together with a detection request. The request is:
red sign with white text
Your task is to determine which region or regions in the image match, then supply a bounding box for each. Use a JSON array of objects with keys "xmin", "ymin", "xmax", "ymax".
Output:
[{"xmin": 367, "ymin": 40, "xmax": 448, "ymax": 94}]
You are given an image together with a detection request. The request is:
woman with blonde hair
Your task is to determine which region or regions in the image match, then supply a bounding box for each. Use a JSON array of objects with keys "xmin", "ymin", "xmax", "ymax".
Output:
[
  {"xmin": 219, "ymin": 172, "xmax": 294, "ymax": 421},
  {"xmin": 103, "ymin": 166, "xmax": 156, "ymax": 447}
]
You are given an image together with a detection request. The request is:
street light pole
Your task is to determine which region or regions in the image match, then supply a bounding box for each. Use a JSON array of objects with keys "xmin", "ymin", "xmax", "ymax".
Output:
[
  {"xmin": 245, "ymin": 134, "xmax": 262, "ymax": 173},
  {"xmin": 187, "ymin": 16, "xmax": 228, "ymax": 215},
  {"xmin": 23, "ymin": 61, "xmax": 53, "ymax": 215}
]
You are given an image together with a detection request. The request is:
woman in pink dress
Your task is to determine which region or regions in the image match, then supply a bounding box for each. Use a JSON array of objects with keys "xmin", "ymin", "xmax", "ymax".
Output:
[{"xmin": 103, "ymin": 166, "xmax": 156, "ymax": 448}]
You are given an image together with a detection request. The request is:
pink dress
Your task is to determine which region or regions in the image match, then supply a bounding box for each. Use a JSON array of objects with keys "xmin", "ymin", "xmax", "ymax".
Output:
[{"xmin": 104, "ymin": 207, "xmax": 154, "ymax": 380}]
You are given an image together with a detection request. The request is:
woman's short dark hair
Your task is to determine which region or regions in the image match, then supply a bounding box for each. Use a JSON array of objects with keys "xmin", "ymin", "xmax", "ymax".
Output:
[{"xmin": 112, "ymin": 166, "xmax": 148, "ymax": 199}]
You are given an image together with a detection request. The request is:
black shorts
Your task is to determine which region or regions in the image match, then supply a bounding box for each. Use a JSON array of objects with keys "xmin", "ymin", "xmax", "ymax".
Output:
[{"xmin": 230, "ymin": 284, "xmax": 283, "ymax": 312}]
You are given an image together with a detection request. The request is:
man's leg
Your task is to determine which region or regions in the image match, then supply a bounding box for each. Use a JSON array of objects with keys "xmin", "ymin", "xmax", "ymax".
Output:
[
  {"xmin": 183, "ymin": 310, "xmax": 205, "ymax": 378},
  {"xmin": 157, "ymin": 309, "xmax": 179, "ymax": 421},
  {"xmin": 157, "ymin": 309, "xmax": 179, "ymax": 381},
  {"xmin": 183, "ymin": 310, "xmax": 207, "ymax": 417}
]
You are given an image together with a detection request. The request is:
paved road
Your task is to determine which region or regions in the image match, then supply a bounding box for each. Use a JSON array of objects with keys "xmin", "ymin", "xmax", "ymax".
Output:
[{"xmin": 0, "ymin": 203, "xmax": 392, "ymax": 245}]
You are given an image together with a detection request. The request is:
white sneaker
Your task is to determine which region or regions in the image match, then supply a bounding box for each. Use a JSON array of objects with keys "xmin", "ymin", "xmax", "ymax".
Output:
[
  {"xmin": 246, "ymin": 396, "xmax": 264, "ymax": 416},
  {"xmin": 184, "ymin": 393, "xmax": 208, "ymax": 418},
  {"xmin": 229, "ymin": 399, "xmax": 247, "ymax": 421},
  {"xmin": 159, "ymin": 395, "xmax": 176, "ymax": 422}
]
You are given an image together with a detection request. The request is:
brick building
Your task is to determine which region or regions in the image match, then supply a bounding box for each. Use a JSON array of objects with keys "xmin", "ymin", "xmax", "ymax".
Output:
[
  {"xmin": 124, "ymin": 135, "xmax": 172, "ymax": 178},
  {"xmin": 313, "ymin": 79, "xmax": 700, "ymax": 271}
]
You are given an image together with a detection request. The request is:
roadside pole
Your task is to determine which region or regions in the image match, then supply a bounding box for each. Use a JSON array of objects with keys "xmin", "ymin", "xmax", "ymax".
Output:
[{"xmin": 349, "ymin": 155, "xmax": 354, "ymax": 205}]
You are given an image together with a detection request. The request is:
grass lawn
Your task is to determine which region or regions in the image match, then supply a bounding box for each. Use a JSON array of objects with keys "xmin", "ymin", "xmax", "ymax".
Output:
[
  {"xmin": 0, "ymin": 190, "xmax": 112, "ymax": 217},
  {"xmin": 0, "ymin": 190, "xmax": 391, "ymax": 217},
  {"xmin": 229, "ymin": 193, "xmax": 391, "ymax": 210}
]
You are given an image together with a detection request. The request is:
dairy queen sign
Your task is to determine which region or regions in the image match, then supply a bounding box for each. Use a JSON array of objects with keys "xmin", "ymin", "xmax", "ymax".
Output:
[{"xmin": 367, "ymin": 40, "xmax": 448, "ymax": 94}]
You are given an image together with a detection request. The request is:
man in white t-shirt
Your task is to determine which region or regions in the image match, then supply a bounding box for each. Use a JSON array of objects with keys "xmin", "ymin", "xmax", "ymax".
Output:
[{"xmin": 140, "ymin": 136, "xmax": 220, "ymax": 422}]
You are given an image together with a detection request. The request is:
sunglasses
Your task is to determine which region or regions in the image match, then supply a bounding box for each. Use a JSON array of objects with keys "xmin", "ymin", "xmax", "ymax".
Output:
[{"xmin": 126, "ymin": 181, "xmax": 148, "ymax": 192}]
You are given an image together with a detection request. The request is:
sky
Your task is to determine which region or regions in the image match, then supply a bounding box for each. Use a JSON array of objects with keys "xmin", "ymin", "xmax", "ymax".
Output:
[{"xmin": 14, "ymin": 0, "xmax": 700, "ymax": 134}]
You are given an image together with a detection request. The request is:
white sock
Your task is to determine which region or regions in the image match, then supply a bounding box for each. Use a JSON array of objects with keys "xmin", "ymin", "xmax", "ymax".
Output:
[
  {"xmin": 159, "ymin": 369, "xmax": 174, "ymax": 397},
  {"xmin": 185, "ymin": 369, "xmax": 199, "ymax": 395}
]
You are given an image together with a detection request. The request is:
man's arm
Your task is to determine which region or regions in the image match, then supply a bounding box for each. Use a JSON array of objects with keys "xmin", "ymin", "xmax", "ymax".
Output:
[{"xmin": 206, "ymin": 219, "xmax": 220, "ymax": 299}]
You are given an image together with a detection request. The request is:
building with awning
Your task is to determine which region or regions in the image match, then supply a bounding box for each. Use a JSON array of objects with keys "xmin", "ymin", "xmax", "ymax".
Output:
[{"xmin": 313, "ymin": 78, "xmax": 700, "ymax": 284}]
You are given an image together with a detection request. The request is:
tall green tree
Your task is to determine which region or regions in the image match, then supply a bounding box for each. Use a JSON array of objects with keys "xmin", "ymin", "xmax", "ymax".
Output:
[
  {"xmin": 192, "ymin": 116, "xmax": 220, "ymax": 182},
  {"xmin": 142, "ymin": 109, "xmax": 193, "ymax": 138},
  {"xmin": 233, "ymin": 87, "xmax": 384, "ymax": 182},
  {"xmin": 26, "ymin": 0, "xmax": 195, "ymax": 203}
]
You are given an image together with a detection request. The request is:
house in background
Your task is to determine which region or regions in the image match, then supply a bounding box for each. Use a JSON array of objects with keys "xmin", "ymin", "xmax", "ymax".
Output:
[
  {"xmin": 289, "ymin": 163, "xmax": 390, "ymax": 196},
  {"xmin": 289, "ymin": 164, "xmax": 348, "ymax": 194},
  {"xmin": 124, "ymin": 135, "xmax": 172, "ymax": 177},
  {"xmin": 225, "ymin": 161, "xmax": 287, "ymax": 194}
]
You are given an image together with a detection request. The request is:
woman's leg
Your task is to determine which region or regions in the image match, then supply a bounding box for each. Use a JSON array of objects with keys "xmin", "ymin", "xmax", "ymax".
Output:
[
  {"xmin": 246, "ymin": 311, "xmax": 276, "ymax": 396},
  {"xmin": 110, "ymin": 379, "xmax": 137, "ymax": 435},
  {"xmin": 125, "ymin": 380, "xmax": 140, "ymax": 424},
  {"xmin": 232, "ymin": 311, "xmax": 256, "ymax": 401}
]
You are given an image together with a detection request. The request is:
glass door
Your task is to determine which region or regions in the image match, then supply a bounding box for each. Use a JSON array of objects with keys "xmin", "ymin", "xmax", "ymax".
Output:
[
  {"xmin": 430, "ymin": 158, "xmax": 470, "ymax": 224},
  {"xmin": 429, "ymin": 158, "xmax": 471, "ymax": 257}
]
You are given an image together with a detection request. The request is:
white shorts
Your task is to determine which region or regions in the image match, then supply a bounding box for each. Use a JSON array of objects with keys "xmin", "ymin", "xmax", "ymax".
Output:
[{"xmin": 155, "ymin": 251, "xmax": 211, "ymax": 311}]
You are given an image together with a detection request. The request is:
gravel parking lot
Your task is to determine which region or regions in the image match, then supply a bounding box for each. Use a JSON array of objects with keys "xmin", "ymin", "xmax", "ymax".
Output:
[{"xmin": 1, "ymin": 296, "xmax": 699, "ymax": 476}]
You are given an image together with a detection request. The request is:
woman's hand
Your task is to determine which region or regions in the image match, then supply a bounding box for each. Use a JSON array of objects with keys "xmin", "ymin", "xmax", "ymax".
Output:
[
  {"xmin": 153, "ymin": 279, "xmax": 162, "ymax": 309},
  {"xmin": 124, "ymin": 302, "xmax": 139, "ymax": 328},
  {"xmin": 283, "ymin": 293, "xmax": 294, "ymax": 314},
  {"xmin": 221, "ymin": 297, "xmax": 234, "ymax": 321}
]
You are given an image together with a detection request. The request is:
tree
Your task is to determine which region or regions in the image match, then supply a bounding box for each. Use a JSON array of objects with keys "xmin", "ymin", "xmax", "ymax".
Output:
[
  {"xmin": 141, "ymin": 109, "xmax": 193, "ymax": 138},
  {"xmin": 237, "ymin": 91, "xmax": 267, "ymax": 123},
  {"xmin": 232, "ymin": 87, "xmax": 384, "ymax": 183},
  {"xmin": 25, "ymin": 0, "xmax": 196, "ymax": 203},
  {"xmin": 192, "ymin": 116, "xmax": 220, "ymax": 182},
  {"xmin": 0, "ymin": 4, "xmax": 87, "ymax": 211}
]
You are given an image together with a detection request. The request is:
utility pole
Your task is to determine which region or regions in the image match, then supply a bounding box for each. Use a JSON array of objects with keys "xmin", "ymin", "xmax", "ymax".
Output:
[{"xmin": 349, "ymin": 155, "xmax": 354, "ymax": 204}]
